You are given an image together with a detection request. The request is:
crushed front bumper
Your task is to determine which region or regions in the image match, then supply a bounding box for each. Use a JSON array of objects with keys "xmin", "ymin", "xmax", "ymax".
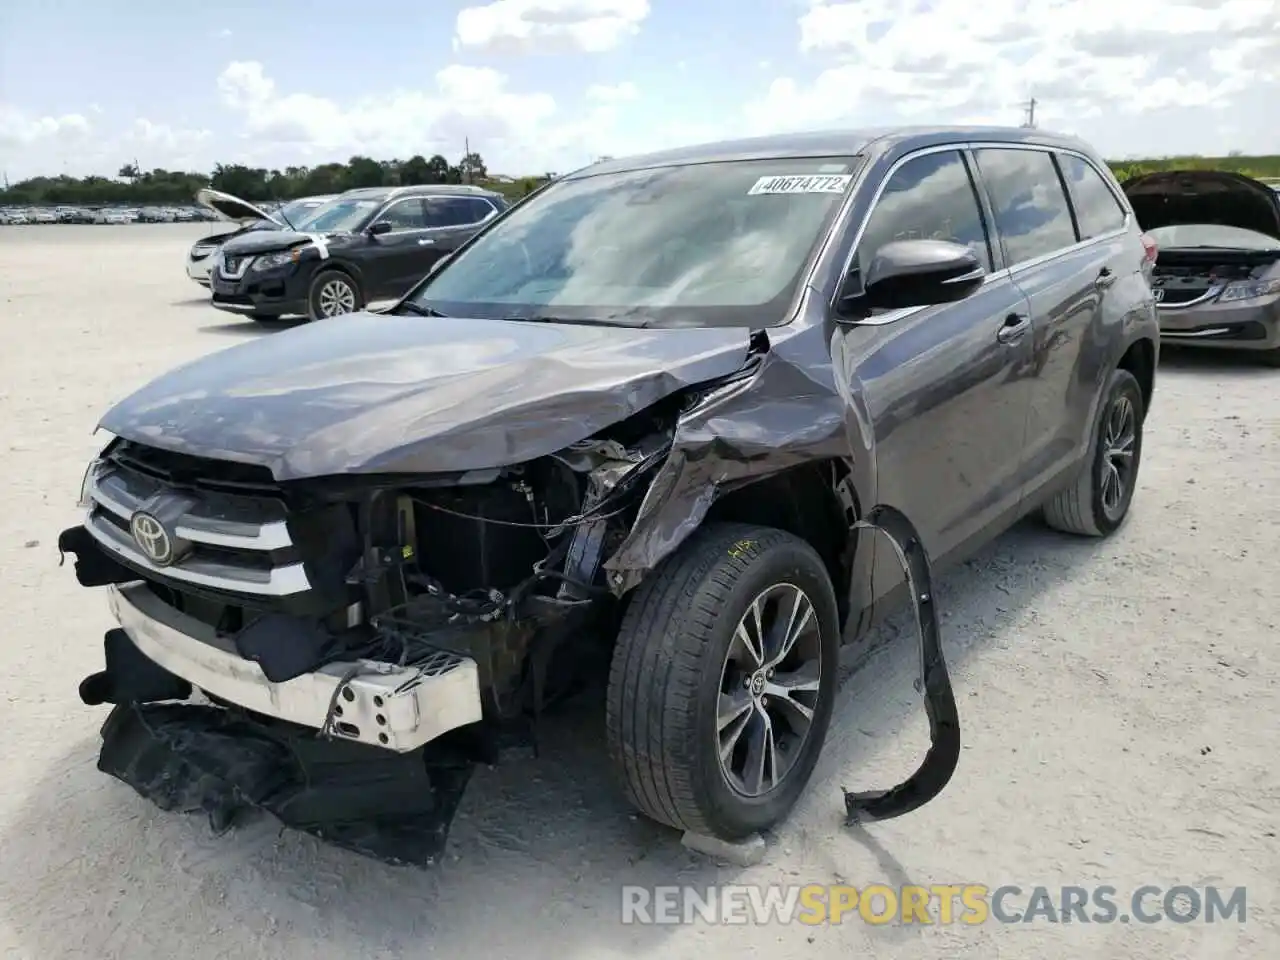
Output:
[
  {"xmin": 81, "ymin": 583, "xmax": 489, "ymax": 865},
  {"xmin": 105, "ymin": 582, "xmax": 484, "ymax": 752}
]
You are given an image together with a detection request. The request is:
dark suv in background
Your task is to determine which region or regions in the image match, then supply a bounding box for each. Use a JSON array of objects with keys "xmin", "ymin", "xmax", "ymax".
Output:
[{"xmin": 209, "ymin": 184, "xmax": 509, "ymax": 322}]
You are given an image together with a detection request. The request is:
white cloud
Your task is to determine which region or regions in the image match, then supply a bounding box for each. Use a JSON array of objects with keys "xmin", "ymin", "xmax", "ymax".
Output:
[
  {"xmin": 0, "ymin": 104, "xmax": 215, "ymax": 178},
  {"xmin": 746, "ymin": 0, "xmax": 1280, "ymax": 156},
  {"xmin": 216, "ymin": 60, "xmax": 562, "ymax": 172},
  {"xmin": 454, "ymin": 0, "xmax": 650, "ymax": 54},
  {"xmin": 0, "ymin": 104, "xmax": 91, "ymax": 150}
]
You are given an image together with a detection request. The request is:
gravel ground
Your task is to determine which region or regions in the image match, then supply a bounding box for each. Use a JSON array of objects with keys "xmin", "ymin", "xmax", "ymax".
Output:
[{"xmin": 0, "ymin": 224, "xmax": 1277, "ymax": 960}]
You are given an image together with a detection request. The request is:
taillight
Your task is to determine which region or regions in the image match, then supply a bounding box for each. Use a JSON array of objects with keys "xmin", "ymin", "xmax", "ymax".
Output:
[{"xmin": 1140, "ymin": 232, "xmax": 1158, "ymax": 264}]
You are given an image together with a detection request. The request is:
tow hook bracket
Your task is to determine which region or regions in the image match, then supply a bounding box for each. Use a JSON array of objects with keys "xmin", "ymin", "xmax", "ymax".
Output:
[{"xmin": 843, "ymin": 505, "xmax": 961, "ymax": 825}]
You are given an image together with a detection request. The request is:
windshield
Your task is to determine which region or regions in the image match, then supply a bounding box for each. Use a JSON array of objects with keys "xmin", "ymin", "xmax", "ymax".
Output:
[
  {"xmin": 278, "ymin": 198, "xmax": 330, "ymax": 229},
  {"xmin": 403, "ymin": 157, "xmax": 861, "ymax": 328},
  {"xmin": 296, "ymin": 196, "xmax": 382, "ymax": 234},
  {"xmin": 1147, "ymin": 224, "xmax": 1280, "ymax": 251}
]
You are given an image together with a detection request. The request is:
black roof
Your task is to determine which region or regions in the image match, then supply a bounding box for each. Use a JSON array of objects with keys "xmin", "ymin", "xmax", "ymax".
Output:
[
  {"xmin": 570, "ymin": 126, "xmax": 1099, "ymax": 179},
  {"xmin": 341, "ymin": 184, "xmax": 504, "ymax": 200}
]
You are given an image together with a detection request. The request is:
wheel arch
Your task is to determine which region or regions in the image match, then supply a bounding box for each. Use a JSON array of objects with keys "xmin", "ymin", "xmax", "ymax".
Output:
[
  {"xmin": 313, "ymin": 258, "xmax": 366, "ymax": 295},
  {"xmin": 1117, "ymin": 335, "xmax": 1156, "ymax": 417},
  {"xmin": 701, "ymin": 460, "xmax": 859, "ymax": 627}
]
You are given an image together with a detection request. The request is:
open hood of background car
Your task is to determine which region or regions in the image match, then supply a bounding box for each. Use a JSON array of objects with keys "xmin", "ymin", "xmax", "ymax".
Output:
[
  {"xmin": 195, "ymin": 188, "xmax": 275, "ymax": 225},
  {"xmin": 1122, "ymin": 170, "xmax": 1280, "ymax": 242},
  {"xmin": 96, "ymin": 312, "xmax": 754, "ymax": 481}
]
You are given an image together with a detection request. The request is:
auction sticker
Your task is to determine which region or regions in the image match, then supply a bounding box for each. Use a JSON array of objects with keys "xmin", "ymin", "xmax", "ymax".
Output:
[{"xmin": 747, "ymin": 173, "xmax": 853, "ymax": 195}]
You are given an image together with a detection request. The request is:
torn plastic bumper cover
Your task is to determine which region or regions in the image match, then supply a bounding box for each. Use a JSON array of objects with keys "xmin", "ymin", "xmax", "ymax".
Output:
[
  {"xmin": 97, "ymin": 698, "xmax": 473, "ymax": 866},
  {"xmin": 843, "ymin": 505, "xmax": 961, "ymax": 825}
]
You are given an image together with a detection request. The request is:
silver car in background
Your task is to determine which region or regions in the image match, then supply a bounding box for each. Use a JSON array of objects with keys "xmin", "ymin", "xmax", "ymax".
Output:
[
  {"xmin": 1123, "ymin": 170, "xmax": 1280, "ymax": 365},
  {"xmin": 186, "ymin": 189, "xmax": 335, "ymax": 287}
]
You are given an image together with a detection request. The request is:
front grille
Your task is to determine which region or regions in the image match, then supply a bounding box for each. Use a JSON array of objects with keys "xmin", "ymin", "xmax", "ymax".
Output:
[{"xmin": 81, "ymin": 441, "xmax": 318, "ymax": 599}]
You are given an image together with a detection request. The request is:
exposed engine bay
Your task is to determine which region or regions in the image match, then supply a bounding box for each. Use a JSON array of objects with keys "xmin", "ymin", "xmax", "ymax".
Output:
[{"xmin": 1152, "ymin": 251, "xmax": 1280, "ymax": 306}]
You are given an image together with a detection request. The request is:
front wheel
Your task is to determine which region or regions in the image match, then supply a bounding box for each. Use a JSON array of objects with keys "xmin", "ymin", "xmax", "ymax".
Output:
[
  {"xmin": 606, "ymin": 523, "xmax": 840, "ymax": 840},
  {"xmin": 307, "ymin": 269, "xmax": 363, "ymax": 321},
  {"xmin": 1043, "ymin": 367, "xmax": 1145, "ymax": 536}
]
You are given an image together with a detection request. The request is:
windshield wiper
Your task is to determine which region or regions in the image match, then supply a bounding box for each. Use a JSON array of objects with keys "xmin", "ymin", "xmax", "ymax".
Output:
[
  {"xmin": 504, "ymin": 313, "xmax": 648, "ymax": 327},
  {"xmin": 394, "ymin": 302, "xmax": 450, "ymax": 317}
]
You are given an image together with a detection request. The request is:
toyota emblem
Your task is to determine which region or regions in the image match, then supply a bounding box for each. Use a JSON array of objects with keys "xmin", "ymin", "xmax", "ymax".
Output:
[{"xmin": 129, "ymin": 512, "xmax": 174, "ymax": 565}]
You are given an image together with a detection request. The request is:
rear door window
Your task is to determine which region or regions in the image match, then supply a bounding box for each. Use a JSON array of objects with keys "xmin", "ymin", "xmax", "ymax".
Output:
[
  {"xmin": 857, "ymin": 150, "xmax": 994, "ymax": 276},
  {"xmin": 423, "ymin": 197, "xmax": 493, "ymax": 228},
  {"xmin": 1058, "ymin": 154, "xmax": 1128, "ymax": 239},
  {"xmin": 973, "ymin": 148, "xmax": 1078, "ymax": 265}
]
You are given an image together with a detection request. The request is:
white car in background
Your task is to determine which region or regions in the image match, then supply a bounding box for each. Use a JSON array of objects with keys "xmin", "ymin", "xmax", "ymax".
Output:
[
  {"xmin": 186, "ymin": 189, "xmax": 336, "ymax": 287},
  {"xmin": 92, "ymin": 208, "xmax": 132, "ymax": 224}
]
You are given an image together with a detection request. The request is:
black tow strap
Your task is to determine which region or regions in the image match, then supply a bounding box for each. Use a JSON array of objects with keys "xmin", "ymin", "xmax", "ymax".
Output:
[{"xmin": 843, "ymin": 504, "xmax": 961, "ymax": 825}]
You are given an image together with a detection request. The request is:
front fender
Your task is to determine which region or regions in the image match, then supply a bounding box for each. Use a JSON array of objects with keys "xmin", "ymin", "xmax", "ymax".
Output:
[{"xmin": 603, "ymin": 330, "xmax": 875, "ymax": 594}]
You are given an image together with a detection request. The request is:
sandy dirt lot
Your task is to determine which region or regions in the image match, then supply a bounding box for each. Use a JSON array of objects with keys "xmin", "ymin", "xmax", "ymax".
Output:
[{"xmin": 0, "ymin": 224, "xmax": 1276, "ymax": 960}]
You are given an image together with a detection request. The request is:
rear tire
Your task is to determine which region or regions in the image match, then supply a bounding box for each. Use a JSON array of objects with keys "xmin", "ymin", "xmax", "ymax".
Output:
[
  {"xmin": 1043, "ymin": 367, "xmax": 1145, "ymax": 537},
  {"xmin": 307, "ymin": 269, "xmax": 363, "ymax": 321},
  {"xmin": 606, "ymin": 523, "xmax": 840, "ymax": 840}
]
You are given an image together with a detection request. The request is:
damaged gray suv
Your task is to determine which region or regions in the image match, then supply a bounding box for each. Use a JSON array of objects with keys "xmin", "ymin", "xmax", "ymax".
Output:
[{"xmin": 60, "ymin": 126, "xmax": 1159, "ymax": 865}]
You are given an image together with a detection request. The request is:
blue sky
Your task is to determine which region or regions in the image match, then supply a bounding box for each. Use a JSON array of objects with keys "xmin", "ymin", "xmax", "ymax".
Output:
[{"xmin": 2, "ymin": 0, "xmax": 1277, "ymax": 180}]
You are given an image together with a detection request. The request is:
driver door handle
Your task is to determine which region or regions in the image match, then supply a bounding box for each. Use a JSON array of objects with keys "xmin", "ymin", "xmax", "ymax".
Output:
[
  {"xmin": 1095, "ymin": 267, "xmax": 1116, "ymax": 289},
  {"xmin": 418, "ymin": 237, "xmax": 436, "ymax": 246},
  {"xmin": 997, "ymin": 312, "xmax": 1030, "ymax": 345}
]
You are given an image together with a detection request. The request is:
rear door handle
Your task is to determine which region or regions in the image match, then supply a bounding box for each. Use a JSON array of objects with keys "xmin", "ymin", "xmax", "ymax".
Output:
[
  {"xmin": 418, "ymin": 237, "xmax": 436, "ymax": 246},
  {"xmin": 997, "ymin": 313, "xmax": 1030, "ymax": 344},
  {"xmin": 1095, "ymin": 267, "xmax": 1116, "ymax": 289}
]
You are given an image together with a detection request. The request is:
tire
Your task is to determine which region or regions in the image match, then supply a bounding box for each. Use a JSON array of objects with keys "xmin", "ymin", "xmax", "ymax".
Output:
[
  {"xmin": 1259, "ymin": 347, "xmax": 1280, "ymax": 368},
  {"xmin": 307, "ymin": 269, "xmax": 363, "ymax": 321},
  {"xmin": 606, "ymin": 522, "xmax": 840, "ymax": 840},
  {"xmin": 1043, "ymin": 367, "xmax": 1145, "ymax": 537}
]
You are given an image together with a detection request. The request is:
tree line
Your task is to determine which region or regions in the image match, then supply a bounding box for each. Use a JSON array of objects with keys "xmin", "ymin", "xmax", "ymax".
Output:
[
  {"xmin": 4, "ymin": 150, "xmax": 1278, "ymax": 207},
  {"xmin": 0, "ymin": 151, "xmax": 554, "ymax": 206}
]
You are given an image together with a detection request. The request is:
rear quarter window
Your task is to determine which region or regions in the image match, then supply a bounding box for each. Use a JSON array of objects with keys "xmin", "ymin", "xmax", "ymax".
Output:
[
  {"xmin": 973, "ymin": 148, "xmax": 1078, "ymax": 266},
  {"xmin": 1059, "ymin": 154, "xmax": 1127, "ymax": 239}
]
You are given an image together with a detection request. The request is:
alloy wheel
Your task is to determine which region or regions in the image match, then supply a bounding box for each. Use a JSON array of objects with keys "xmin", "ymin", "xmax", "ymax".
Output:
[
  {"xmin": 716, "ymin": 583, "xmax": 823, "ymax": 797},
  {"xmin": 317, "ymin": 279, "xmax": 356, "ymax": 317},
  {"xmin": 1100, "ymin": 393, "xmax": 1136, "ymax": 519}
]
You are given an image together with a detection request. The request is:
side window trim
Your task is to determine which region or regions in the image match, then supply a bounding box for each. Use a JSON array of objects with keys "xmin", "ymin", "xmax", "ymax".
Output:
[
  {"xmin": 837, "ymin": 147, "xmax": 998, "ymax": 280},
  {"xmin": 829, "ymin": 143, "xmax": 1008, "ymax": 312},
  {"xmin": 1054, "ymin": 150, "xmax": 1130, "ymax": 241},
  {"xmin": 829, "ymin": 145, "xmax": 1005, "ymax": 324},
  {"xmin": 419, "ymin": 195, "xmax": 500, "ymax": 231},
  {"xmin": 825, "ymin": 140, "xmax": 1134, "ymax": 309},
  {"xmin": 960, "ymin": 149, "xmax": 1004, "ymax": 272},
  {"xmin": 970, "ymin": 145, "xmax": 1081, "ymax": 270},
  {"xmin": 1051, "ymin": 152, "xmax": 1084, "ymax": 243}
]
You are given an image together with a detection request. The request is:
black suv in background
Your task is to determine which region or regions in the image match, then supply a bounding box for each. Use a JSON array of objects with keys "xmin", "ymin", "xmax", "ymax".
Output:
[{"xmin": 209, "ymin": 184, "xmax": 509, "ymax": 322}]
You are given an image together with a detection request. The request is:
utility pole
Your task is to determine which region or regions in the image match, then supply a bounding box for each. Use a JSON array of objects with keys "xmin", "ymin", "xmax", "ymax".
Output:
[
  {"xmin": 463, "ymin": 137, "xmax": 471, "ymax": 184},
  {"xmin": 1021, "ymin": 97, "xmax": 1038, "ymax": 128}
]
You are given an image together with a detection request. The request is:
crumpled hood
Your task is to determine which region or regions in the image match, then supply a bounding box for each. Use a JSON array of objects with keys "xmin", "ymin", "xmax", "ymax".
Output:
[
  {"xmin": 98, "ymin": 313, "xmax": 753, "ymax": 480},
  {"xmin": 195, "ymin": 188, "xmax": 274, "ymax": 224},
  {"xmin": 219, "ymin": 229, "xmax": 330, "ymax": 256},
  {"xmin": 1123, "ymin": 170, "xmax": 1280, "ymax": 241}
]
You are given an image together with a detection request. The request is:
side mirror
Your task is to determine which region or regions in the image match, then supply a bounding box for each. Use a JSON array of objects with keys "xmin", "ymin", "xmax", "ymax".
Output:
[
  {"xmin": 840, "ymin": 239, "xmax": 985, "ymax": 314},
  {"xmin": 368, "ymin": 220, "xmax": 393, "ymax": 237}
]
